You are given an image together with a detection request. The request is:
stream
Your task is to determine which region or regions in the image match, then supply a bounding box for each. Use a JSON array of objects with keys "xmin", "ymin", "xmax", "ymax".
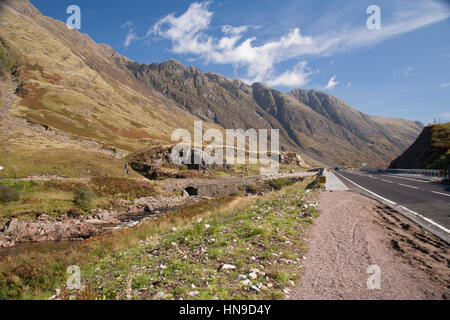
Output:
[{"xmin": 0, "ymin": 207, "xmax": 180, "ymax": 259}]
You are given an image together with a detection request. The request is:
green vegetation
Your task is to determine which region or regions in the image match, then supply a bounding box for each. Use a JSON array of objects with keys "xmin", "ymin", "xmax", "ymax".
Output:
[
  {"xmin": 0, "ymin": 149, "xmax": 143, "ymax": 180},
  {"xmin": 0, "ymin": 177, "xmax": 318, "ymax": 300},
  {"xmin": 0, "ymin": 184, "xmax": 20, "ymax": 203},
  {"xmin": 90, "ymin": 177, "xmax": 158, "ymax": 199},
  {"xmin": 428, "ymin": 123, "xmax": 450, "ymax": 170},
  {"xmin": 73, "ymin": 188, "xmax": 95, "ymax": 211},
  {"xmin": 264, "ymin": 178, "xmax": 296, "ymax": 190},
  {"xmin": 0, "ymin": 177, "xmax": 160, "ymax": 222},
  {"xmin": 0, "ymin": 39, "xmax": 18, "ymax": 74}
]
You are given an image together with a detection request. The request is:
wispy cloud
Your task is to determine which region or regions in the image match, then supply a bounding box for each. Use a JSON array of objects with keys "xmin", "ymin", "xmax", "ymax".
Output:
[
  {"xmin": 324, "ymin": 75, "xmax": 338, "ymax": 90},
  {"xmin": 122, "ymin": 21, "xmax": 138, "ymax": 49},
  {"xmin": 440, "ymin": 82, "xmax": 450, "ymax": 88},
  {"xmin": 266, "ymin": 61, "xmax": 313, "ymax": 87},
  {"xmin": 127, "ymin": 0, "xmax": 450, "ymax": 86},
  {"xmin": 403, "ymin": 66, "xmax": 414, "ymax": 77}
]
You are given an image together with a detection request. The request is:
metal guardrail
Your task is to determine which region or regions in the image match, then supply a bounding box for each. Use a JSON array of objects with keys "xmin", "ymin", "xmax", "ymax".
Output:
[
  {"xmin": 361, "ymin": 167, "xmax": 446, "ymax": 177},
  {"xmin": 380, "ymin": 168, "xmax": 445, "ymax": 177}
]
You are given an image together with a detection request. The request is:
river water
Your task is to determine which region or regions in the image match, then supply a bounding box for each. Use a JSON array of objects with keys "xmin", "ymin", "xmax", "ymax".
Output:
[{"xmin": 0, "ymin": 207, "xmax": 179, "ymax": 259}]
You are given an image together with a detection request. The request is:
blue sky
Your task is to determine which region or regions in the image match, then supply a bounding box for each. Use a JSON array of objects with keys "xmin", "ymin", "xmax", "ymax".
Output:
[{"xmin": 30, "ymin": 0, "xmax": 450, "ymax": 125}]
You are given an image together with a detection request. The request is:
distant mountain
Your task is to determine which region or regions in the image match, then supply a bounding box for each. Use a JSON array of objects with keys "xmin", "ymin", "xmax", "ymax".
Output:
[
  {"xmin": 290, "ymin": 89, "xmax": 424, "ymax": 161},
  {"xmin": 0, "ymin": 0, "xmax": 424, "ymax": 179},
  {"xmin": 389, "ymin": 123, "xmax": 450, "ymax": 170},
  {"xmin": 129, "ymin": 61, "xmax": 423, "ymax": 166}
]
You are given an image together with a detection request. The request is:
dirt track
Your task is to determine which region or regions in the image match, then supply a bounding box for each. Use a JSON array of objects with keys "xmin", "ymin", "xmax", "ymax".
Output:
[{"xmin": 290, "ymin": 191, "xmax": 449, "ymax": 300}]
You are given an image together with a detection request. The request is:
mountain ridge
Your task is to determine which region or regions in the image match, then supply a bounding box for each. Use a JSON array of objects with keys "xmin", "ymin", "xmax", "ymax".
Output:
[
  {"xmin": 127, "ymin": 58, "xmax": 423, "ymax": 166},
  {"xmin": 0, "ymin": 0, "xmax": 424, "ymax": 178}
]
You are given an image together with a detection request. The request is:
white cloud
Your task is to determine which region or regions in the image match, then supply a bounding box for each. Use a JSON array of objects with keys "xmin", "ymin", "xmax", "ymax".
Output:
[
  {"xmin": 324, "ymin": 75, "xmax": 338, "ymax": 90},
  {"xmin": 147, "ymin": 1, "xmax": 214, "ymax": 55},
  {"xmin": 440, "ymin": 82, "xmax": 450, "ymax": 88},
  {"xmin": 403, "ymin": 66, "xmax": 414, "ymax": 77},
  {"xmin": 222, "ymin": 25, "xmax": 248, "ymax": 36},
  {"xmin": 122, "ymin": 21, "xmax": 138, "ymax": 49},
  {"xmin": 129, "ymin": 0, "xmax": 450, "ymax": 87},
  {"xmin": 347, "ymin": 82, "xmax": 352, "ymax": 87},
  {"xmin": 124, "ymin": 31, "xmax": 138, "ymax": 48},
  {"xmin": 266, "ymin": 61, "xmax": 313, "ymax": 87}
]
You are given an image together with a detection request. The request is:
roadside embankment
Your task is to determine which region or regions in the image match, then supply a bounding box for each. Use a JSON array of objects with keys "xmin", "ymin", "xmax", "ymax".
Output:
[
  {"xmin": 290, "ymin": 191, "xmax": 449, "ymax": 300},
  {"xmin": 0, "ymin": 174, "xmax": 312, "ymax": 248},
  {"xmin": 0, "ymin": 177, "xmax": 319, "ymax": 300}
]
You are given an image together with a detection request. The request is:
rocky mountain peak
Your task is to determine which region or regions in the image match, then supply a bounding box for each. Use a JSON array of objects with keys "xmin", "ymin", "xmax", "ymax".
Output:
[{"xmin": 0, "ymin": 1, "xmax": 424, "ymax": 167}]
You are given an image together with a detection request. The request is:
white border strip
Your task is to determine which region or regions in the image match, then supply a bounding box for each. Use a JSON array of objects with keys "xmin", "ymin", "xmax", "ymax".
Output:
[
  {"xmin": 337, "ymin": 172, "xmax": 449, "ymax": 236},
  {"xmin": 431, "ymin": 191, "xmax": 450, "ymax": 198},
  {"xmin": 335, "ymin": 172, "xmax": 397, "ymax": 205},
  {"xmin": 398, "ymin": 183, "xmax": 419, "ymax": 190},
  {"xmin": 399, "ymin": 206, "xmax": 450, "ymax": 234},
  {"xmin": 381, "ymin": 174, "xmax": 431, "ymax": 183}
]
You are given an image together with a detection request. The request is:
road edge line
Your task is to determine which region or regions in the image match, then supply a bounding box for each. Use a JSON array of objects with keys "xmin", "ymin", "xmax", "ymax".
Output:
[
  {"xmin": 399, "ymin": 206, "xmax": 450, "ymax": 234},
  {"xmin": 335, "ymin": 172, "xmax": 396, "ymax": 205},
  {"xmin": 336, "ymin": 172, "xmax": 450, "ymax": 243},
  {"xmin": 431, "ymin": 191, "xmax": 450, "ymax": 197}
]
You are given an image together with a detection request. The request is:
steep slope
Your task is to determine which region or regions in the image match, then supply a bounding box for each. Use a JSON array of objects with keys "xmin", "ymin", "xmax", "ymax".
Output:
[
  {"xmin": 126, "ymin": 60, "xmax": 299, "ymax": 151},
  {"xmin": 0, "ymin": 0, "xmax": 424, "ymax": 176},
  {"xmin": 250, "ymin": 83, "xmax": 389, "ymax": 166},
  {"xmin": 371, "ymin": 116, "xmax": 425, "ymax": 148},
  {"xmin": 128, "ymin": 60, "xmax": 422, "ymax": 166},
  {"xmin": 289, "ymin": 89, "xmax": 424, "ymax": 156},
  {"xmin": 0, "ymin": 0, "xmax": 217, "ymax": 178},
  {"xmin": 389, "ymin": 123, "xmax": 450, "ymax": 170}
]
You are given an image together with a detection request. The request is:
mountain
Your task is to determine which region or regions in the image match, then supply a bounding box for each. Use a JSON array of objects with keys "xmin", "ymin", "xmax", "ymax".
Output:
[
  {"xmin": 129, "ymin": 62, "xmax": 423, "ymax": 166},
  {"xmin": 289, "ymin": 89, "xmax": 424, "ymax": 163},
  {"xmin": 0, "ymin": 0, "xmax": 424, "ymax": 178},
  {"xmin": 0, "ymin": 0, "xmax": 218, "ymax": 178},
  {"xmin": 389, "ymin": 123, "xmax": 450, "ymax": 170}
]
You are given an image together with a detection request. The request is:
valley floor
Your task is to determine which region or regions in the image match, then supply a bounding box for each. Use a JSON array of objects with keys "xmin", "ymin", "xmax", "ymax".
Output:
[
  {"xmin": 1, "ymin": 178, "xmax": 448, "ymax": 300},
  {"xmin": 290, "ymin": 191, "xmax": 449, "ymax": 300}
]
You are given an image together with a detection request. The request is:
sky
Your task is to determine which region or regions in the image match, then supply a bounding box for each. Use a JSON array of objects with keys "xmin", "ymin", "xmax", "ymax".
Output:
[{"xmin": 30, "ymin": 0, "xmax": 450, "ymax": 125}]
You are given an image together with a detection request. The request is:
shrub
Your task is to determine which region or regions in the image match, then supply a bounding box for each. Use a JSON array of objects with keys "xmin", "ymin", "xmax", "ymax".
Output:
[
  {"xmin": 90, "ymin": 177, "xmax": 157, "ymax": 198},
  {"xmin": 67, "ymin": 207, "xmax": 83, "ymax": 218},
  {"xmin": 0, "ymin": 184, "xmax": 20, "ymax": 203},
  {"xmin": 264, "ymin": 178, "xmax": 293, "ymax": 191},
  {"xmin": 73, "ymin": 188, "xmax": 94, "ymax": 211},
  {"xmin": 245, "ymin": 184, "xmax": 263, "ymax": 195}
]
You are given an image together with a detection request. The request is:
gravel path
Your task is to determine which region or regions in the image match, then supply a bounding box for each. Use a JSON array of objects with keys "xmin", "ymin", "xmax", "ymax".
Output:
[{"xmin": 290, "ymin": 191, "xmax": 449, "ymax": 300}]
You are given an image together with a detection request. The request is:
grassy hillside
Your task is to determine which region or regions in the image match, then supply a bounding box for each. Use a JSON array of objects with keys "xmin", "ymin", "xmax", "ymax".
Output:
[
  {"xmin": 0, "ymin": 0, "xmax": 218, "ymax": 179},
  {"xmin": 389, "ymin": 123, "xmax": 450, "ymax": 170},
  {"xmin": 0, "ymin": 0, "xmax": 424, "ymax": 178},
  {"xmin": 0, "ymin": 178, "xmax": 317, "ymax": 300}
]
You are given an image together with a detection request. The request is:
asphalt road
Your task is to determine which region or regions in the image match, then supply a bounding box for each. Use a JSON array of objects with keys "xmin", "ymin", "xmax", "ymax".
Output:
[{"xmin": 334, "ymin": 170, "xmax": 450, "ymax": 231}]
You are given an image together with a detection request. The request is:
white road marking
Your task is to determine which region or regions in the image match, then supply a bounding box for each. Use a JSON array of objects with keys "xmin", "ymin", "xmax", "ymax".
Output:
[
  {"xmin": 340, "ymin": 172, "xmax": 450, "ymax": 236},
  {"xmin": 381, "ymin": 179, "xmax": 393, "ymax": 183},
  {"xmin": 380, "ymin": 174, "xmax": 431, "ymax": 183},
  {"xmin": 325, "ymin": 171, "xmax": 348, "ymax": 191},
  {"xmin": 335, "ymin": 172, "xmax": 397, "ymax": 205},
  {"xmin": 398, "ymin": 183, "xmax": 419, "ymax": 190},
  {"xmin": 431, "ymin": 191, "xmax": 450, "ymax": 198},
  {"xmin": 399, "ymin": 206, "xmax": 450, "ymax": 235}
]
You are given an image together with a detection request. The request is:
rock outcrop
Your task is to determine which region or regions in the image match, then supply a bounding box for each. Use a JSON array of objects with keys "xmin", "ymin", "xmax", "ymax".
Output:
[{"xmin": 389, "ymin": 124, "xmax": 450, "ymax": 170}]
